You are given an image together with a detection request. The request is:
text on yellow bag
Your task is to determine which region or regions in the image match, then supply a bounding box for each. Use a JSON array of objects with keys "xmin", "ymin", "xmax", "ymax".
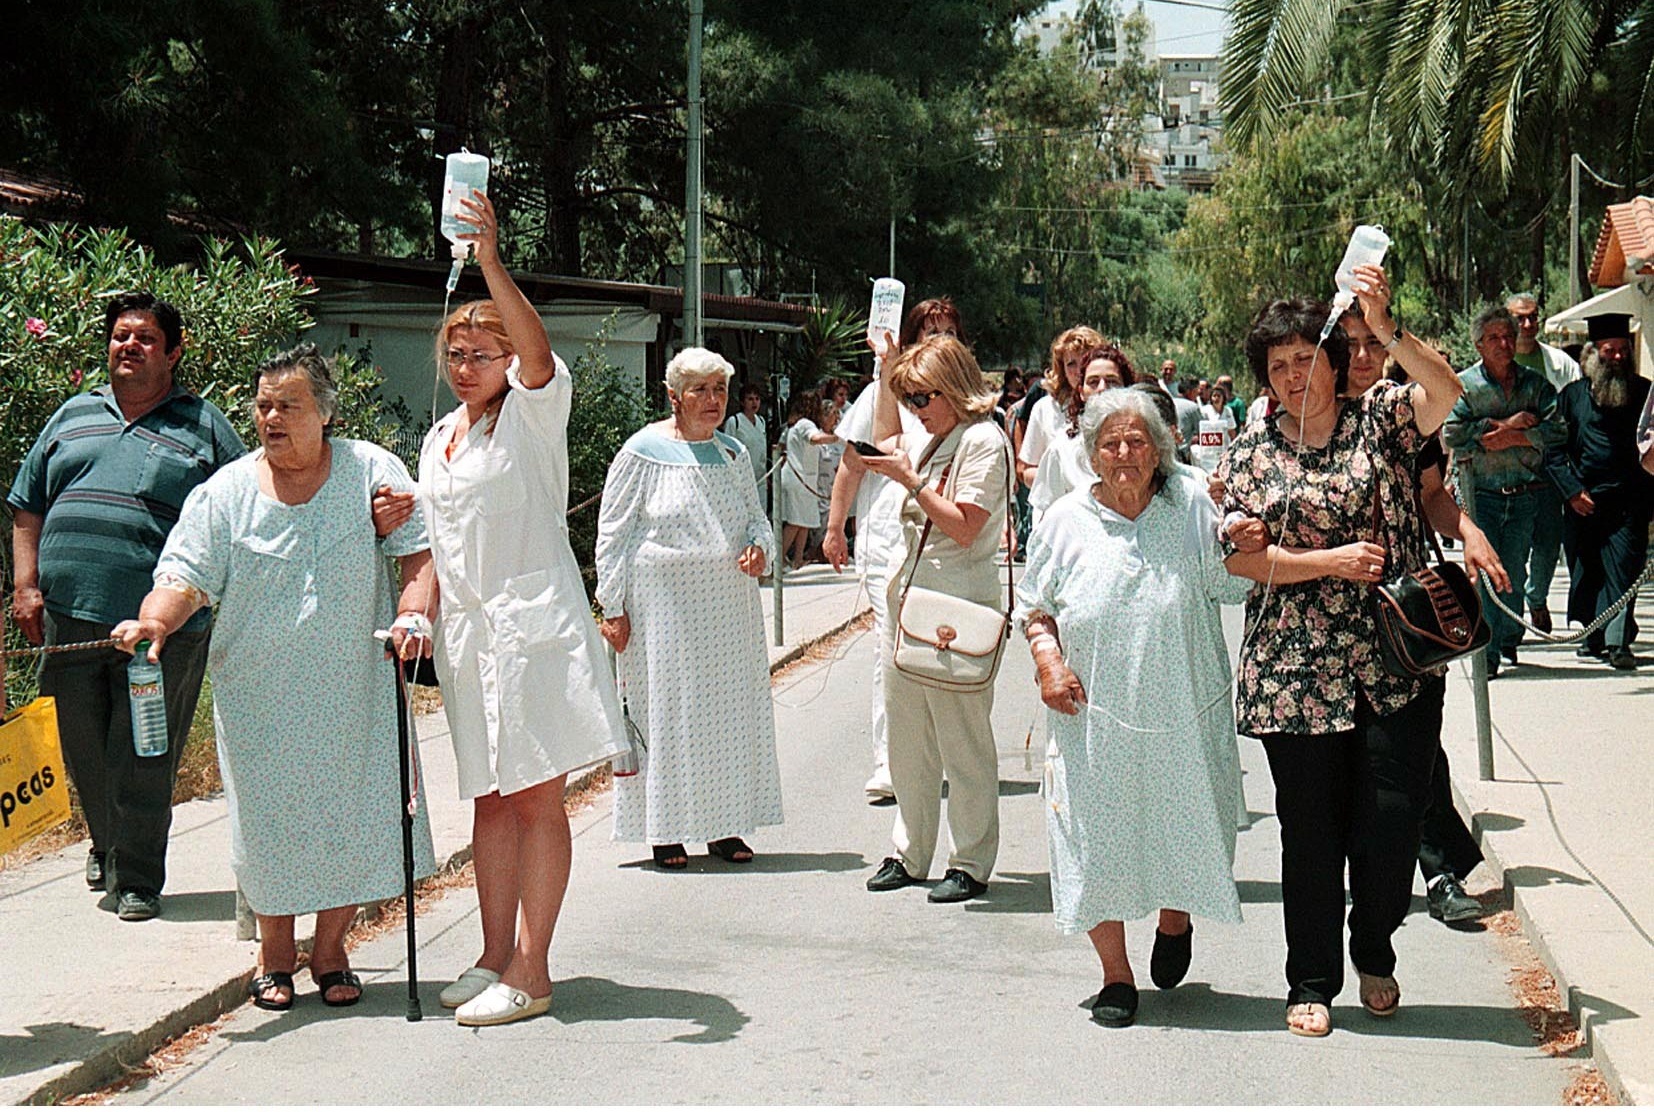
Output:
[{"xmin": 0, "ymin": 697, "xmax": 72, "ymax": 855}]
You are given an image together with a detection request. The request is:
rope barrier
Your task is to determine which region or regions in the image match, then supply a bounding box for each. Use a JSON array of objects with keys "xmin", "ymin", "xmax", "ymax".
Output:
[
  {"xmin": 3, "ymin": 637, "xmax": 120, "ymax": 660},
  {"xmin": 1477, "ymin": 558, "xmax": 1652, "ymax": 644}
]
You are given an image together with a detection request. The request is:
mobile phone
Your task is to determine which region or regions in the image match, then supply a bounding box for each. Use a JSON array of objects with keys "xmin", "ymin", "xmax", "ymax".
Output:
[{"xmin": 848, "ymin": 440, "xmax": 886, "ymax": 457}]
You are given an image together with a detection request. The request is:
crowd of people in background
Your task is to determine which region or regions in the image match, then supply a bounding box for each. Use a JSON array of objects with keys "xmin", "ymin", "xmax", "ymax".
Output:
[{"xmin": 8, "ymin": 206, "xmax": 1654, "ymax": 1042}]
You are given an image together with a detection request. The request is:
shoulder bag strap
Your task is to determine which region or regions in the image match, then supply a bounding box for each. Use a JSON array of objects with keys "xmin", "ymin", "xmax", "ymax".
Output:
[{"xmin": 896, "ymin": 436, "xmax": 956, "ymax": 607}]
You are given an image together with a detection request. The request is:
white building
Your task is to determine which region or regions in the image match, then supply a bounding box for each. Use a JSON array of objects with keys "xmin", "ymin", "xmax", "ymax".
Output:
[
  {"xmin": 1019, "ymin": 4, "xmax": 1225, "ymax": 191},
  {"xmin": 1148, "ymin": 54, "xmax": 1224, "ymax": 191}
]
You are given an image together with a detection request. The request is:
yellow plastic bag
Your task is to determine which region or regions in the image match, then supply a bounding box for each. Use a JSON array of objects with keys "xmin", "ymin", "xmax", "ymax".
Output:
[{"xmin": 0, "ymin": 697, "xmax": 72, "ymax": 855}]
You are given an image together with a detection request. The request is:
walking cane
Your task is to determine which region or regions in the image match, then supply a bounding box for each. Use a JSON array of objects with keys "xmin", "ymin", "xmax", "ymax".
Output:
[{"xmin": 382, "ymin": 635, "xmax": 423, "ymax": 1022}]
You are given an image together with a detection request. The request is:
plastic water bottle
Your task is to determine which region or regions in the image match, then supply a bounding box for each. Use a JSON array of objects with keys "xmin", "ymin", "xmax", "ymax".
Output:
[
  {"xmin": 128, "ymin": 643, "xmax": 169, "ymax": 758},
  {"xmin": 439, "ymin": 151, "xmax": 490, "ymax": 290},
  {"xmin": 1325, "ymin": 225, "xmax": 1391, "ymax": 334},
  {"xmin": 1192, "ymin": 418, "xmax": 1227, "ymax": 475},
  {"xmin": 867, "ymin": 278, "xmax": 905, "ymax": 361}
]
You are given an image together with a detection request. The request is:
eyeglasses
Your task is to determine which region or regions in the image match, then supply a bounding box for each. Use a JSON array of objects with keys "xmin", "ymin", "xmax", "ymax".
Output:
[
  {"xmin": 445, "ymin": 349, "xmax": 506, "ymax": 369},
  {"xmin": 903, "ymin": 390, "xmax": 944, "ymax": 410},
  {"xmin": 1512, "ymin": 312, "xmax": 1540, "ymax": 323}
]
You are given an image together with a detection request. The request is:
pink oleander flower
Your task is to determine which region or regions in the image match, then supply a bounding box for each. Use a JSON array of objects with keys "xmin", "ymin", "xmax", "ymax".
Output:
[
  {"xmin": 70, "ymin": 368, "xmax": 84, "ymax": 387},
  {"xmin": 25, "ymin": 317, "xmax": 47, "ymax": 337}
]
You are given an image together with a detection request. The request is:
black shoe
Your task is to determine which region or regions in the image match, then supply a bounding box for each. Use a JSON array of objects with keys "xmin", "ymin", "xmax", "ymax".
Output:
[
  {"xmin": 1150, "ymin": 922, "xmax": 1193, "ymax": 989},
  {"xmin": 85, "ymin": 850, "xmax": 106, "ymax": 892},
  {"xmin": 1576, "ymin": 644, "xmax": 1607, "ymax": 660},
  {"xmin": 1486, "ymin": 657, "xmax": 1501, "ymax": 679},
  {"xmin": 1530, "ymin": 604, "xmax": 1553, "ymax": 634},
  {"xmin": 1607, "ymin": 647, "xmax": 1637, "ymax": 671},
  {"xmin": 1091, "ymin": 982, "xmax": 1139, "ymax": 1027},
  {"xmin": 116, "ymin": 888, "xmax": 161, "ymax": 922},
  {"xmin": 1501, "ymin": 646, "xmax": 1518, "ymax": 666},
  {"xmin": 927, "ymin": 868, "xmax": 988, "ymax": 903},
  {"xmin": 1426, "ymin": 873, "xmax": 1482, "ymax": 923},
  {"xmin": 866, "ymin": 857, "xmax": 921, "ymax": 892}
]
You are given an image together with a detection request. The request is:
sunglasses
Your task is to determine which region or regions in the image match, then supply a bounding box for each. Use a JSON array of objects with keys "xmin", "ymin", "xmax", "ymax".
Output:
[{"xmin": 903, "ymin": 390, "xmax": 943, "ymax": 410}]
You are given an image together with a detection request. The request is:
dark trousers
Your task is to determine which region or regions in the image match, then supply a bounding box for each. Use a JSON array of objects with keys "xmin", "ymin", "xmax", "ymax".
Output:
[
  {"xmin": 1417, "ymin": 745, "xmax": 1483, "ymax": 883},
  {"xmin": 1260, "ymin": 676, "xmax": 1442, "ymax": 1005},
  {"xmin": 1563, "ymin": 498, "xmax": 1650, "ymax": 653},
  {"xmin": 41, "ymin": 612, "xmax": 210, "ymax": 895},
  {"xmin": 1473, "ymin": 488, "xmax": 1539, "ymax": 664},
  {"xmin": 1525, "ymin": 482, "xmax": 1566, "ymax": 615}
]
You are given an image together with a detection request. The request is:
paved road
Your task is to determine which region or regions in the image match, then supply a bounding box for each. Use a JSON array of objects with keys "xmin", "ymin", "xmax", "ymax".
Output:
[{"xmin": 112, "ymin": 610, "xmax": 1575, "ymax": 1105}]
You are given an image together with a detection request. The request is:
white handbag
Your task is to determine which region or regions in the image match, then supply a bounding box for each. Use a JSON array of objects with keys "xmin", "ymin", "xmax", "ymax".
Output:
[{"xmin": 891, "ymin": 430, "xmax": 1015, "ymax": 693}]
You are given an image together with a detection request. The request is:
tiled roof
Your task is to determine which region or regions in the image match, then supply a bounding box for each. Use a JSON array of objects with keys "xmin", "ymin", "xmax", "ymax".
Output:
[{"xmin": 1588, "ymin": 196, "xmax": 1654, "ymax": 287}]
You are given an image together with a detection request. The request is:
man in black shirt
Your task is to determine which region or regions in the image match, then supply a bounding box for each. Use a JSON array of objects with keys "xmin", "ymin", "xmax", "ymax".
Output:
[{"xmin": 1544, "ymin": 312, "xmax": 1654, "ymax": 670}]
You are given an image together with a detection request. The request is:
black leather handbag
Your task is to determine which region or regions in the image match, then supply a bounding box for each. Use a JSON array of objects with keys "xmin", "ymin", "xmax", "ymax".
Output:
[{"xmin": 1369, "ymin": 469, "xmax": 1490, "ymax": 677}]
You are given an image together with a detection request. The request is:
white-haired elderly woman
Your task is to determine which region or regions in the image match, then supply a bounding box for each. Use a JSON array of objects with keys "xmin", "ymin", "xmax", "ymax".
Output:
[
  {"xmin": 1015, "ymin": 388, "xmax": 1250, "ymax": 1029},
  {"xmin": 113, "ymin": 343, "xmax": 436, "ymax": 1012},
  {"xmin": 596, "ymin": 347, "xmax": 782, "ymax": 870}
]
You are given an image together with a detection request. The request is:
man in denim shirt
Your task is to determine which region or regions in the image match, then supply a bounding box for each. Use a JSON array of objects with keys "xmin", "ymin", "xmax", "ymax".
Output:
[{"xmin": 1443, "ymin": 305, "xmax": 1567, "ymax": 676}]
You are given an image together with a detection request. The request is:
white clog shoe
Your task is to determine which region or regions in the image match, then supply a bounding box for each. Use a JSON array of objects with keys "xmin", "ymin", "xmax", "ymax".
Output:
[
  {"xmin": 439, "ymin": 966, "xmax": 501, "ymax": 1009},
  {"xmin": 455, "ymin": 981, "xmax": 552, "ymax": 1027}
]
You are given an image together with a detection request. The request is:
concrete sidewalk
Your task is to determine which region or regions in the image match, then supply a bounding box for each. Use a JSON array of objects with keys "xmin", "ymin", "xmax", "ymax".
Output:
[
  {"xmin": 1438, "ymin": 562, "xmax": 1654, "ymax": 1104},
  {"xmin": 105, "ymin": 607, "xmax": 1571, "ymax": 1105},
  {"xmin": 0, "ymin": 566, "xmax": 869, "ymax": 1105}
]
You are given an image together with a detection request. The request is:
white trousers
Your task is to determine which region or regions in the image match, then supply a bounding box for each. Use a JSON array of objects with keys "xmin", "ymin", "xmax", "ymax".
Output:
[
  {"xmin": 864, "ymin": 567, "xmax": 893, "ymax": 794},
  {"xmin": 882, "ymin": 649, "xmax": 1001, "ymax": 883}
]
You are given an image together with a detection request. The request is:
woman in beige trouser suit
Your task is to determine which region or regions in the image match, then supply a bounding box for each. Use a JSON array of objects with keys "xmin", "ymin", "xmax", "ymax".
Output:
[{"xmin": 857, "ymin": 335, "xmax": 1010, "ymax": 904}]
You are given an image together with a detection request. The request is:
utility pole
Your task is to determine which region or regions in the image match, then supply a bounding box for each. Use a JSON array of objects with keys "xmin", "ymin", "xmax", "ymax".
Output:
[
  {"xmin": 889, "ymin": 209, "xmax": 896, "ymax": 278},
  {"xmin": 1569, "ymin": 152, "xmax": 1582, "ymax": 306},
  {"xmin": 684, "ymin": 0, "xmax": 705, "ymax": 346}
]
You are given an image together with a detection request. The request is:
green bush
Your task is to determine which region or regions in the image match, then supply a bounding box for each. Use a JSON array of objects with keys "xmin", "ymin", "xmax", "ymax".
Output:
[
  {"xmin": 1, "ymin": 216, "xmax": 400, "ymax": 708},
  {"xmin": 565, "ymin": 315, "xmax": 648, "ymax": 592}
]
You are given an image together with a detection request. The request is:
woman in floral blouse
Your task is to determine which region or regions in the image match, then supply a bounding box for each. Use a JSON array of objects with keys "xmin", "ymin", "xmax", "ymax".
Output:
[{"xmin": 1214, "ymin": 275, "xmax": 1462, "ymax": 1038}]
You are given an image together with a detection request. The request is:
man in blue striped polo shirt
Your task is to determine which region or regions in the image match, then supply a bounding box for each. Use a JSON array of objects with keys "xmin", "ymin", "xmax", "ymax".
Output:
[{"xmin": 8, "ymin": 292, "xmax": 244, "ymax": 921}]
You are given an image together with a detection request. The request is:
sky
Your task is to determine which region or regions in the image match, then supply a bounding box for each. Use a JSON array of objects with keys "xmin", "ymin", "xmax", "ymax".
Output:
[
  {"xmin": 1140, "ymin": 0, "xmax": 1229, "ymax": 56},
  {"xmin": 1031, "ymin": 0, "xmax": 1230, "ymax": 57}
]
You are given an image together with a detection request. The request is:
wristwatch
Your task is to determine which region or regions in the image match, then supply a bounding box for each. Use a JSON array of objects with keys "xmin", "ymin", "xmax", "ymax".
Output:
[{"xmin": 1382, "ymin": 328, "xmax": 1406, "ymax": 352}]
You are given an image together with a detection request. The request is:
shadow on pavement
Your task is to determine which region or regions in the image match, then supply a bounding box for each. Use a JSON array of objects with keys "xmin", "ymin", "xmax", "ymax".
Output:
[
  {"xmin": 1473, "ymin": 811, "xmax": 1525, "ymax": 833},
  {"xmin": 1503, "ymin": 864, "xmax": 1591, "ymax": 888},
  {"xmin": 615, "ymin": 852, "xmax": 867, "ymax": 874},
  {"xmin": 158, "ymin": 889, "xmax": 239, "ymax": 922},
  {"xmin": 0, "ymin": 1022, "xmax": 135, "ymax": 1082},
  {"xmin": 964, "ymin": 870, "xmax": 1051, "ymax": 915},
  {"xmin": 551, "ymin": 975, "xmax": 749, "ymax": 1044},
  {"xmin": 1236, "ymin": 879, "xmax": 1282, "ymax": 904},
  {"xmin": 1125, "ymin": 983, "xmax": 1572, "ymax": 1045}
]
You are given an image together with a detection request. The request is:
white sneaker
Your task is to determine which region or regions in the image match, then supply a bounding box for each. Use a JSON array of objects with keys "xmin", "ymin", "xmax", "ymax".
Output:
[
  {"xmin": 439, "ymin": 966, "xmax": 501, "ymax": 1009},
  {"xmin": 455, "ymin": 981, "xmax": 552, "ymax": 1027},
  {"xmin": 864, "ymin": 774, "xmax": 894, "ymax": 803}
]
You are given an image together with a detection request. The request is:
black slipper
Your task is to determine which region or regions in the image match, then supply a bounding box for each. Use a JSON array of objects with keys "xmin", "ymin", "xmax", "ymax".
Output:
[
  {"xmin": 652, "ymin": 843, "xmax": 689, "ymax": 870},
  {"xmin": 1150, "ymin": 922, "xmax": 1193, "ymax": 989},
  {"xmin": 1091, "ymin": 982, "xmax": 1139, "ymax": 1028},
  {"xmin": 250, "ymin": 971, "xmax": 295, "ymax": 1011},
  {"xmin": 706, "ymin": 837, "xmax": 753, "ymax": 863},
  {"xmin": 316, "ymin": 968, "xmax": 363, "ymax": 1007}
]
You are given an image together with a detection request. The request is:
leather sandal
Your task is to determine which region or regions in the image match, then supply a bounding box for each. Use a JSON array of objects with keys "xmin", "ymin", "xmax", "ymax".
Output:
[
  {"xmin": 706, "ymin": 837, "xmax": 753, "ymax": 863},
  {"xmin": 316, "ymin": 968, "xmax": 364, "ymax": 1007},
  {"xmin": 250, "ymin": 971, "xmax": 295, "ymax": 1012},
  {"xmin": 1358, "ymin": 972, "xmax": 1400, "ymax": 1017},
  {"xmin": 651, "ymin": 844, "xmax": 688, "ymax": 870},
  {"xmin": 1286, "ymin": 1001, "xmax": 1332, "ymax": 1037}
]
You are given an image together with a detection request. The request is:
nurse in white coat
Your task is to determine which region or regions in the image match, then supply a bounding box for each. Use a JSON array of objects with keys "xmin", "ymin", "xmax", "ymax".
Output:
[{"xmin": 410, "ymin": 192, "xmax": 628, "ymax": 1028}]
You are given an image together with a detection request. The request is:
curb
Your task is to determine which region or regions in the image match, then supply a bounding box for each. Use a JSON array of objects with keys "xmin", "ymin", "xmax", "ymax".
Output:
[
  {"xmin": 1450, "ymin": 775, "xmax": 1638, "ymax": 1105},
  {"xmin": 30, "ymin": 609, "xmax": 873, "ymax": 1104}
]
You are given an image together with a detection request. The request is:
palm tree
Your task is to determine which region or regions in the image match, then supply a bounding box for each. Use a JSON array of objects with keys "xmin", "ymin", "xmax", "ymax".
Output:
[{"xmin": 1222, "ymin": 0, "xmax": 1654, "ymax": 188}]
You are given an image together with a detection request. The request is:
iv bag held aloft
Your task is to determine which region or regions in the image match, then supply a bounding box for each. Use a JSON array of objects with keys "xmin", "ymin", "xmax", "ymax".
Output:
[
  {"xmin": 1332, "ymin": 225, "xmax": 1390, "ymax": 313},
  {"xmin": 867, "ymin": 278, "xmax": 905, "ymax": 365},
  {"xmin": 440, "ymin": 151, "xmax": 491, "ymax": 261}
]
